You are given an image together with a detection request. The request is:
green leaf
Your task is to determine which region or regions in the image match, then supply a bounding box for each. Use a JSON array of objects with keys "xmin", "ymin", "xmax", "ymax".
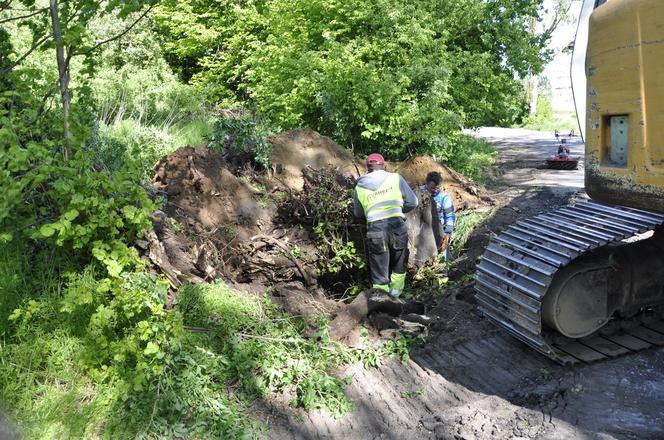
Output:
[
  {"xmin": 8, "ymin": 309, "xmax": 22, "ymax": 321},
  {"xmin": 144, "ymin": 341, "xmax": 160, "ymax": 355},
  {"xmin": 64, "ymin": 209, "xmax": 79, "ymax": 221},
  {"xmin": 39, "ymin": 224, "xmax": 56, "ymax": 237}
]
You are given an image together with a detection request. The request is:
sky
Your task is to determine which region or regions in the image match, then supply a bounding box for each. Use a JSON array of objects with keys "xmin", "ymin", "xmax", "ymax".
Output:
[{"xmin": 541, "ymin": 0, "xmax": 584, "ymax": 112}]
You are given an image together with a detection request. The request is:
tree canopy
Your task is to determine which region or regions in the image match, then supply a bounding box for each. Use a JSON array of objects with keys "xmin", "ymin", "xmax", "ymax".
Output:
[{"xmin": 154, "ymin": 0, "xmax": 554, "ymax": 158}]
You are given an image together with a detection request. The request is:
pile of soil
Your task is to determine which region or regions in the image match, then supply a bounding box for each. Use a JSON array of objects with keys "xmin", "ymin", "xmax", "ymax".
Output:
[
  {"xmin": 397, "ymin": 155, "xmax": 490, "ymax": 210},
  {"xmin": 144, "ymin": 128, "xmax": 491, "ymax": 322},
  {"xmin": 148, "ymin": 144, "xmax": 321, "ymax": 290},
  {"xmin": 268, "ymin": 128, "xmax": 363, "ymax": 192},
  {"xmin": 153, "ymin": 146, "xmax": 272, "ymax": 241}
]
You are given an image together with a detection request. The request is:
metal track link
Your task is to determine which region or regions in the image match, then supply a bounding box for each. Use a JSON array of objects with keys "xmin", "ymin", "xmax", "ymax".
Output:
[{"xmin": 474, "ymin": 200, "xmax": 664, "ymax": 364}]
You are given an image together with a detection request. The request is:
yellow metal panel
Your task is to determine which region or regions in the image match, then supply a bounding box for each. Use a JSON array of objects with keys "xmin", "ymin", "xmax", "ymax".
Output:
[{"xmin": 585, "ymin": 0, "xmax": 664, "ymax": 212}]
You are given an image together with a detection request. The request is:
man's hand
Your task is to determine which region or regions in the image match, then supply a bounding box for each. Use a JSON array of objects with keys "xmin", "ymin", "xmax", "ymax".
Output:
[{"xmin": 438, "ymin": 234, "xmax": 450, "ymax": 253}]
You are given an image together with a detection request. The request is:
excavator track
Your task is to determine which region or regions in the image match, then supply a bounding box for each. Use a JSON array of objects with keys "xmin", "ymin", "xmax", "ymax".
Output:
[{"xmin": 474, "ymin": 199, "xmax": 664, "ymax": 364}]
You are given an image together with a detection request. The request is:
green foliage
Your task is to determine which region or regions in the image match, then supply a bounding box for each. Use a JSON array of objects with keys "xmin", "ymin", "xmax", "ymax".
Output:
[
  {"xmin": 1, "ymin": 4, "xmax": 220, "ymax": 437},
  {"xmin": 175, "ymin": 282, "xmax": 355, "ymax": 417},
  {"xmin": 0, "ymin": 242, "xmax": 255, "ymax": 439},
  {"xmin": 450, "ymin": 211, "xmax": 487, "ymax": 259},
  {"xmin": 91, "ymin": 31, "xmax": 205, "ymax": 128},
  {"xmin": 2, "ymin": 262, "xmax": 416, "ymax": 436},
  {"xmin": 441, "ymin": 134, "xmax": 496, "ymax": 183},
  {"xmin": 88, "ymin": 120, "xmax": 180, "ymax": 182},
  {"xmin": 314, "ymin": 224, "xmax": 365, "ymax": 275},
  {"xmin": 155, "ymin": 0, "xmax": 553, "ymax": 160},
  {"xmin": 521, "ymin": 80, "xmax": 578, "ymax": 133},
  {"xmin": 85, "ymin": 14, "xmax": 214, "ymax": 179},
  {"xmin": 0, "ymin": 139, "xmax": 155, "ymax": 263},
  {"xmin": 61, "ymin": 270, "xmax": 182, "ymax": 391},
  {"xmin": 208, "ymin": 112, "xmax": 272, "ymax": 169},
  {"xmin": 174, "ymin": 282, "xmax": 412, "ymax": 419}
]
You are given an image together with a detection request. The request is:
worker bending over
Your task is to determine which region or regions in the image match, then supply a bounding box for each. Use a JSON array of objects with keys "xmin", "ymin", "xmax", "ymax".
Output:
[{"xmin": 353, "ymin": 153, "xmax": 418, "ymax": 297}]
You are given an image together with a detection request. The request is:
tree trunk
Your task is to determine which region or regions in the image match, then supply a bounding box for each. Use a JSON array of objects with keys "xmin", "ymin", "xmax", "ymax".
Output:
[
  {"xmin": 529, "ymin": 74, "xmax": 539, "ymax": 117},
  {"xmin": 49, "ymin": 0, "xmax": 71, "ymax": 159}
]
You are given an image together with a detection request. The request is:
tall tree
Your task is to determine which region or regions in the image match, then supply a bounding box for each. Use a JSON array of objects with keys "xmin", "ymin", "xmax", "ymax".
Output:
[{"xmin": 3, "ymin": 0, "xmax": 156, "ymax": 154}]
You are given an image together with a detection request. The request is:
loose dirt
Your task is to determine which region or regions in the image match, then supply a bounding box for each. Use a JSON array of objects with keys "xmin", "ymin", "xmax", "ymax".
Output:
[
  {"xmin": 396, "ymin": 155, "xmax": 490, "ymax": 211},
  {"xmin": 145, "ymin": 129, "xmax": 483, "ymax": 312},
  {"xmin": 268, "ymin": 128, "xmax": 363, "ymax": 192}
]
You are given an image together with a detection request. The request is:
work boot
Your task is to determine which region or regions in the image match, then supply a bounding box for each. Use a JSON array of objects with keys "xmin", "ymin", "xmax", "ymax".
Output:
[{"xmin": 388, "ymin": 289, "xmax": 402, "ymax": 298}]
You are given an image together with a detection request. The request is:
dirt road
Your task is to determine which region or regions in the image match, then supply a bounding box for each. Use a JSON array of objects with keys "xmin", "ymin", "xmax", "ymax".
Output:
[{"xmin": 262, "ymin": 128, "xmax": 664, "ymax": 440}]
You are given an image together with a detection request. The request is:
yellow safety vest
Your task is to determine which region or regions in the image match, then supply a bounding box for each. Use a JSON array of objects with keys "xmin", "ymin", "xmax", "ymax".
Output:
[{"xmin": 355, "ymin": 173, "xmax": 404, "ymax": 223}]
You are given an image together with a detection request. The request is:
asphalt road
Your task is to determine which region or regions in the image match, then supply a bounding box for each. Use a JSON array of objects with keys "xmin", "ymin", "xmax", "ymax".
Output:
[{"xmin": 471, "ymin": 126, "xmax": 585, "ymax": 193}]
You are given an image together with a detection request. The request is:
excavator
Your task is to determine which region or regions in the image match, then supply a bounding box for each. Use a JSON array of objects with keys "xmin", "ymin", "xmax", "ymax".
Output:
[{"xmin": 475, "ymin": 0, "xmax": 664, "ymax": 363}]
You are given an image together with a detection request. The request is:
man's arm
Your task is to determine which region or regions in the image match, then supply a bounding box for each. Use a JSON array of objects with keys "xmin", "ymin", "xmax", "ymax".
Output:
[
  {"xmin": 399, "ymin": 176, "xmax": 418, "ymax": 213},
  {"xmin": 352, "ymin": 189, "xmax": 365, "ymax": 218},
  {"xmin": 440, "ymin": 193, "xmax": 455, "ymax": 234}
]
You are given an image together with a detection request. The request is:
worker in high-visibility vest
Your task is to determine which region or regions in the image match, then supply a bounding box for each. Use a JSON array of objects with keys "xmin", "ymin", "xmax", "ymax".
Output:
[{"xmin": 352, "ymin": 153, "xmax": 418, "ymax": 297}]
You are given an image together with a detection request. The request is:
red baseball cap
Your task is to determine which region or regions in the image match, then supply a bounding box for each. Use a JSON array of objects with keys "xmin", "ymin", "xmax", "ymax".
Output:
[{"xmin": 366, "ymin": 153, "xmax": 385, "ymax": 165}]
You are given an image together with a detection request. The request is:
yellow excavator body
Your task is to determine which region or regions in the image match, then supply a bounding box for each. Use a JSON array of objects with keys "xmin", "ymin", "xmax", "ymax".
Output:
[
  {"xmin": 585, "ymin": 0, "xmax": 664, "ymax": 212},
  {"xmin": 474, "ymin": 0, "xmax": 664, "ymax": 363}
]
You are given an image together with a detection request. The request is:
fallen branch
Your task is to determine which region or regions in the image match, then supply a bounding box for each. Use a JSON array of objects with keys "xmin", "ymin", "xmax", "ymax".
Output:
[
  {"xmin": 251, "ymin": 234, "xmax": 314, "ymax": 287},
  {"xmin": 237, "ymin": 333, "xmax": 299, "ymax": 344}
]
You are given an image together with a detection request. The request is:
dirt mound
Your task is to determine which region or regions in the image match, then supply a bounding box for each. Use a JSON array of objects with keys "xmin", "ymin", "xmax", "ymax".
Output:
[
  {"xmin": 397, "ymin": 155, "xmax": 490, "ymax": 210},
  {"xmin": 147, "ymin": 143, "xmax": 359, "ymax": 293},
  {"xmin": 145, "ymin": 133, "xmax": 493, "ymax": 320},
  {"xmin": 153, "ymin": 146, "xmax": 272, "ymax": 241},
  {"xmin": 268, "ymin": 128, "xmax": 362, "ymax": 191}
]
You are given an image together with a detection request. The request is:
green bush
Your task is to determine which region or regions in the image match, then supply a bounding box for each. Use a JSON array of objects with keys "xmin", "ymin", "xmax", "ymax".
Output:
[
  {"xmin": 208, "ymin": 112, "xmax": 272, "ymax": 169},
  {"xmin": 443, "ymin": 134, "xmax": 496, "ymax": 183},
  {"xmin": 0, "ymin": 237, "xmax": 254, "ymax": 439}
]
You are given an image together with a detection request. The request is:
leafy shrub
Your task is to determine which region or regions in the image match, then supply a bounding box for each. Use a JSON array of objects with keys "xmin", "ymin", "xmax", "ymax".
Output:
[
  {"xmin": 0, "ymin": 240, "xmax": 254, "ymax": 439},
  {"xmin": 442, "ymin": 134, "xmax": 496, "ymax": 183},
  {"xmin": 208, "ymin": 111, "xmax": 272, "ymax": 169}
]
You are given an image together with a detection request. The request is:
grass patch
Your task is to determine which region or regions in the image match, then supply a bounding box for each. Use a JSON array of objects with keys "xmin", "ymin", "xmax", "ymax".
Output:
[
  {"xmin": 0, "ymin": 242, "xmax": 411, "ymax": 438},
  {"xmin": 451, "ymin": 211, "xmax": 487, "ymax": 259},
  {"xmin": 446, "ymin": 134, "xmax": 496, "ymax": 184},
  {"xmin": 173, "ymin": 282, "xmax": 408, "ymax": 417},
  {"xmin": 170, "ymin": 117, "xmax": 215, "ymax": 148},
  {"xmin": 88, "ymin": 115, "xmax": 214, "ymax": 183},
  {"xmin": 520, "ymin": 111, "xmax": 578, "ymax": 133}
]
